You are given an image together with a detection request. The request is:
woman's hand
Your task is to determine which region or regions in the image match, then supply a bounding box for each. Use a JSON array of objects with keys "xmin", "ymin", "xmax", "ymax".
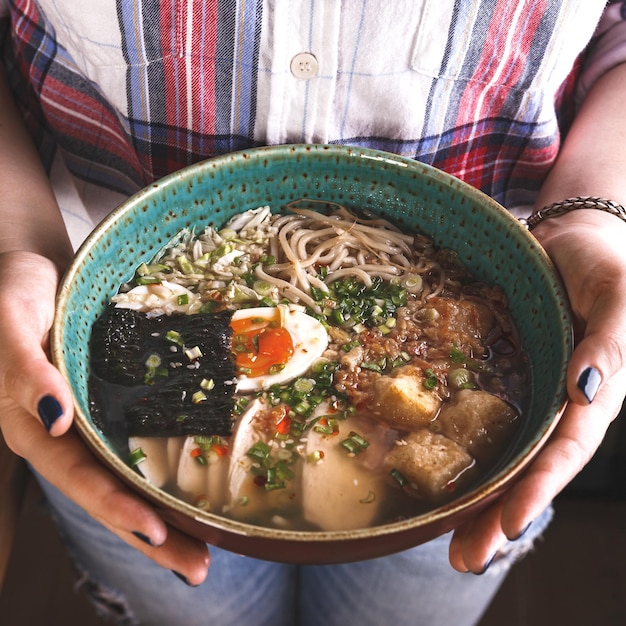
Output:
[
  {"xmin": 0, "ymin": 250, "xmax": 211, "ymax": 585},
  {"xmin": 0, "ymin": 63, "xmax": 210, "ymax": 585},
  {"xmin": 448, "ymin": 210, "xmax": 626, "ymax": 573}
]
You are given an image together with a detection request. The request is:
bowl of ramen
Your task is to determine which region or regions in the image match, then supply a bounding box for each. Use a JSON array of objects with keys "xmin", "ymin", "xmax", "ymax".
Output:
[{"xmin": 52, "ymin": 144, "xmax": 572, "ymax": 564}]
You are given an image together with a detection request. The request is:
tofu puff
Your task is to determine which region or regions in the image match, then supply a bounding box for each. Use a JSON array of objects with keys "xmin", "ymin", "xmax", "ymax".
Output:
[
  {"xmin": 368, "ymin": 368, "xmax": 518, "ymax": 499},
  {"xmin": 436, "ymin": 389, "xmax": 519, "ymax": 464},
  {"xmin": 370, "ymin": 365, "xmax": 442, "ymax": 430},
  {"xmin": 384, "ymin": 430, "xmax": 476, "ymax": 501}
]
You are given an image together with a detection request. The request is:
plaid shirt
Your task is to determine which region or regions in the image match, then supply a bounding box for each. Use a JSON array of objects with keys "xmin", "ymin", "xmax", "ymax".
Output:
[{"xmin": 2, "ymin": 0, "xmax": 626, "ymax": 233}]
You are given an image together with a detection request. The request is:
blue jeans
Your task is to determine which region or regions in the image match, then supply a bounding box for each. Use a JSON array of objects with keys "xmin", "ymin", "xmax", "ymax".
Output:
[{"xmin": 35, "ymin": 473, "xmax": 552, "ymax": 626}]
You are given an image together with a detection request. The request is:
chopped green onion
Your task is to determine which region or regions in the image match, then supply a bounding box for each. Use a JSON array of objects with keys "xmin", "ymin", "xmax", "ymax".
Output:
[
  {"xmin": 233, "ymin": 397, "xmax": 250, "ymax": 415},
  {"xmin": 253, "ymin": 280, "xmax": 273, "ymax": 296},
  {"xmin": 340, "ymin": 431, "xmax": 370, "ymax": 455},
  {"xmin": 246, "ymin": 441, "xmax": 271, "ymax": 462},
  {"xmin": 145, "ymin": 353, "xmax": 162, "ymax": 369},
  {"xmin": 200, "ymin": 378, "xmax": 215, "ymax": 391},
  {"xmin": 177, "ymin": 255, "xmax": 194, "ymax": 275},
  {"xmin": 361, "ymin": 361, "xmax": 382, "ymax": 373},
  {"xmin": 313, "ymin": 418, "xmax": 339, "ymax": 435},
  {"xmin": 136, "ymin": 262, "xmax": 150, "ymax": 276},
  {"xmin": 310, "ymin": 286, "xmax": 327, "ymax": 301},
  {"xmin": 450, "ymin": 343, "xmax": 466, "ymax": 363},
  {"xmin": 311, "ymin": 359, "xmax": 331, "ymax": 373},
  {"xmin": 129, "ymin": 447, "xmax": 147, "ymax": 467},
  {"xmin": 359, "ymin": 490, "xmax": 376, "ymax": 504},
  {"xmin": 307, "ymin": 450, "xmax": 325, "ymax": 463},
  {"xmin": 144, "ymin": 353, "xmax": 168, "ymax": 384},
  {"xmin": 423, "ymin": 368, "xmax": 438, "ymax": 390},
  {"xmin": 293, "ymin": 400, "xmax": 311, "ymax": 416},
  {"xmin": 165, "ymin": 330, "xmax": 184, "ymax": 345},
  {"xmin": 331, "ymin": 309, "xmax": 346, "ymax": 325},
  {"xmin": 185, "ymin": 346, "xmax": 203, "ymax": 361},
  {"xmin": 194, "ymin": 435, "xmax": 219, "ymax": 446},
  {"xmin": 418, "ymin": 307, "xmax": 439, "ymax": 321},
  {"xmin": 192, "ymin": 390, "xmax": 207, "ymax": 404},
  {"xmin": 200, "ymin": 300, "xmax": 219, "ymax": 313},
  {"xmin": 268, "ymin": 363, "xmax": 286, "ymax": 374},
  {"xmin": 448, "ymin": 368, "xmax": 474, "ymax": 390},
  {"xmin": 289, "ymin": 419, "xmax": 307, "ymax": 438},
  {"xmin": 211, "ymin": 243, "xmax": 232, "ymax": 259},
  {"xmin": 401, "ymin": 273, "xmax": 423, "ymax": 293},
  {"xmin": 293, "ymin": 378, "xmax": 315, "ymax": 394},
  {"xmin": 194, "ymin": 495, "xmax": 211, "ymax": 510},
  {"xmin": 135, "ymin": 276, "xmax": 162, "ymax": 285},
  {"xmin": 264, "ymin": 480, "xmax": 286, "ymax": 491},
  {"xmin": 390, "ymin": 468, "xmax": 409, "ymax": 486},
  {"xmin": 241, "ymin": 272, "xmax": 255, "ymax": 287}
]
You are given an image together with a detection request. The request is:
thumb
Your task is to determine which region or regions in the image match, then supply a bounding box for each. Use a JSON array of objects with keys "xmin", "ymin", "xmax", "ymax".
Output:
[
  {"xmin": 0, "ymin": 251, "xmax": 74, "ymax": 436},
  {"xmin": 567, "ymin": 289, "xmax": 626, "ymax": 406},
  {"xmin": 2, "ymin": 351, "xmax": 75, "ymax": 436}
]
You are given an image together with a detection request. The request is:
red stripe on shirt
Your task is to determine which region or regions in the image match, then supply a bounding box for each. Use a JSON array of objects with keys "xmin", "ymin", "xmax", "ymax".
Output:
[{"xmin": 455, "ymin": 0, "xmax": 548, "ymax": 127}]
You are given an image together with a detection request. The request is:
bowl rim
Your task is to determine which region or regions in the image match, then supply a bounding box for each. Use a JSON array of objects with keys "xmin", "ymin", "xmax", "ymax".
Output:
[{"xmin": 52, "ymin": 143, "xmax": 572, "ymax": 544}]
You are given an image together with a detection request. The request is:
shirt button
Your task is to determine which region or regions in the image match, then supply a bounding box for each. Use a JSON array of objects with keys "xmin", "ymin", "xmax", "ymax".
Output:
[{"xmin": 290, "ymin": 52, "xmax": 319, "ymax": 79}]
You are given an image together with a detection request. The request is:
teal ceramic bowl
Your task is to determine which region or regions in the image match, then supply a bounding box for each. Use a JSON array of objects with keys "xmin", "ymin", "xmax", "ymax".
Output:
[{"xmin": 51, "ymin": 144, "xmax": 572, "ymax": 564}]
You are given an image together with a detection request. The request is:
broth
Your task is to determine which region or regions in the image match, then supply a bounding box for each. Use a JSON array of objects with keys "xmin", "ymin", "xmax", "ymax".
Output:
[{"xmin": 88, "ymin": 205, "xmax": 529, "ymax": 531}]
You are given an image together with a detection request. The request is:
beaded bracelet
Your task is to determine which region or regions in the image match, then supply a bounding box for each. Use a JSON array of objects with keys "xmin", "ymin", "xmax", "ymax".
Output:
[{"xmin": 521, "ymin": 196, "xmax": 626, "ymax": 231}]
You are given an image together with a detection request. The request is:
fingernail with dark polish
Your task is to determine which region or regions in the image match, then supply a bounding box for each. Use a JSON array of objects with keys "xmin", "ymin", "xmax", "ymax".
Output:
[
  {"xmin": 476, "ymin": 552, "xmax": 497, "ymax": 575},
  {"xmin": 512, "ymin": 521, "xmax": 532, "ymax": 541},
  {"xmin": 577, "ymin": 367, "xmax": 602, "ymax": 403},
  {"xmin": 37, "ymin": 395, "xmax": 63, "ymax": 431},
  {"xmin": 132, "ymin": 531, "xmax": 156, "ymax": 546},
  {"xmin": 172, "ymin": 571, "xmax": 200, "ymax": 588}
]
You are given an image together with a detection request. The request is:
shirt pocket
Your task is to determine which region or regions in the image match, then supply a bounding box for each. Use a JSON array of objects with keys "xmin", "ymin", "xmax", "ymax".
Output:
[
  {"xmin": 409, "ymin": 0, "xmax": 589, "ymax": 91},
  {"xmin": 411, "ymin": 0, "xmax": 463, "ymax": 79},
  {"xmin": 33, "ymin": 0, "xmax": 190, "ymax": 69}
]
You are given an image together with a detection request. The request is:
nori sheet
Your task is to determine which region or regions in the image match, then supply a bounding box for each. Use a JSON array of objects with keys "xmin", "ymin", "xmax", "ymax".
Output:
[{"xmin": 88, "ymin": 306, "xmax": 236, "ymax": 437}]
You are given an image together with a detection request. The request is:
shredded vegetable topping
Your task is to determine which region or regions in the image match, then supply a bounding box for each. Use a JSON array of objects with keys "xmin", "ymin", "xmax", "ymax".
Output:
[{"xmin": 112, "ymin": 203, "xmax": 442, "ymax": 319}]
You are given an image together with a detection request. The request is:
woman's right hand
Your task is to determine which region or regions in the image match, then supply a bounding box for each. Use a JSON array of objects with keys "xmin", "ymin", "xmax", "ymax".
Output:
[{"xmin": 0, "ymin": 250, "xmax": 211, "ymax": 586}]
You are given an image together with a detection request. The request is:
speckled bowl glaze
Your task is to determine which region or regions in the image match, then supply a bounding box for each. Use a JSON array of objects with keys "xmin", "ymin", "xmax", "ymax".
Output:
[{"xmin": 52, "ymin": 144, "xmax": 572, "ymax": 564}]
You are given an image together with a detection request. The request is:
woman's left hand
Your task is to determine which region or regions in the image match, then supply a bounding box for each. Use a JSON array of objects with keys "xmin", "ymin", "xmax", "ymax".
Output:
[{"xmin": 449, "ymin": 209, "xmax": 626, "ymax": 573}]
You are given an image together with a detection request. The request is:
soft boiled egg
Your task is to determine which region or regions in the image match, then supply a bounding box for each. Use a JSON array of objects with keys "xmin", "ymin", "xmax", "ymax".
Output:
[{"xmin": 231, "ymin": 305, "xmax": 328, "ymax": 392}]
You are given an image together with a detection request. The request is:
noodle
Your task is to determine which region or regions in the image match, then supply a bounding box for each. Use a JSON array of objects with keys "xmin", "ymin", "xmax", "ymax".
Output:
[
  {"xmin": 264, "ymin": 208, "xmax": 425, "ymax": 297},
  {"xmin": 253, "ymin": 264, "xmax": 321, "ymax": 312}
]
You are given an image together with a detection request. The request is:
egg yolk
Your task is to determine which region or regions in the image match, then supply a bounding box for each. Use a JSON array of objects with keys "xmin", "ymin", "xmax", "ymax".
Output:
[{"xmin": 231, "ymin": 315, "xmax": 294, "ymax": 377}]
